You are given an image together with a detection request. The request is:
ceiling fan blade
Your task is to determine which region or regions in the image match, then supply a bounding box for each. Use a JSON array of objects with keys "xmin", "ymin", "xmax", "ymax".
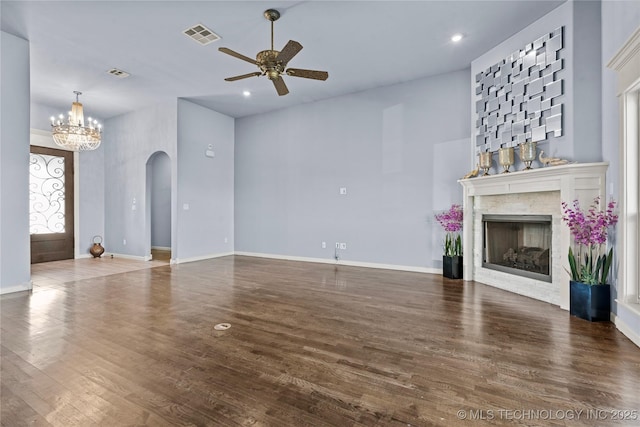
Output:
[
  {"xmin": 272, "ymin": 77, "xmax": 289, "ymax": 96},
  {"xmin": 286, "ymin": 68, "xmax": 329, "ymax": 81},
  {"xmin": 218, "ymin": 47, "xmax": 258, "ymax": 65},
  {"xmin": 276, "ymin": 40, "xmax": 303, "ymax": 65},
  {"xmin": 224, "ymin": 72, "xmax": 262, "ymax": 82}
]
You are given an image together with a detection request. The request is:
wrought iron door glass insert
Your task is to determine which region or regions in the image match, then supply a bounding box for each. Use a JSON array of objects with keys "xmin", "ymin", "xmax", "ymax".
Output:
[{"xmin": 29, "ymin": 153, "xmax": 65, "ymax": 234}]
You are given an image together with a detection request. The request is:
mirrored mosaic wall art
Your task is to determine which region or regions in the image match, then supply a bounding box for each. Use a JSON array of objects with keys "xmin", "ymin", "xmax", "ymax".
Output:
[{"xmin": 475, "ymin": 27, "xmax": 564, "ymax": 153}]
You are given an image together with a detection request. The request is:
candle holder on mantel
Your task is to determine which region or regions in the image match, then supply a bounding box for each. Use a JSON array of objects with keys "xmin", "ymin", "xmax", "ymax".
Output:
[
  {"xmin": 479, "ymin": 151, "xmax": 492, "ymax": 176},
  {"xmin": 519, "ymin": 141, "xmax": 537, "ymax": 170},
  {"xmin": 498, "ymin": 146, "xmax": 515, "ymax": 173}
]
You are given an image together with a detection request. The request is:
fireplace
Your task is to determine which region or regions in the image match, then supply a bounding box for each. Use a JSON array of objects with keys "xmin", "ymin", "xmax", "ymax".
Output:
[
  {"xmin": 482, "ymin": 215, "xmax": 552, "ymax": 282},
  {"xmin": 459, "ymin": 162, "xmax": 608, "ymax": 309}
]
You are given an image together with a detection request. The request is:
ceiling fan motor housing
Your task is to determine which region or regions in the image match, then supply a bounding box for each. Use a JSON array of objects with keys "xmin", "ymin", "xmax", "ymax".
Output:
[{"xmin": 257, "ymin": 50, "xmax": 284, "ymax": 80}]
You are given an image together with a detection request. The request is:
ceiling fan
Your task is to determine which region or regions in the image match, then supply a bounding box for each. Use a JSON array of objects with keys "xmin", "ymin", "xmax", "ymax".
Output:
[{"xmin": 218, "ymin": 9, "xmax": 329, "ymax": 96}]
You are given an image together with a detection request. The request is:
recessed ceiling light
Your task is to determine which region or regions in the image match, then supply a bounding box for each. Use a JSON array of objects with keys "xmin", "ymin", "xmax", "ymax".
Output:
[
  {"xmin": 451, "ymin": 33, "xmax": 464, "ymax": 43},
  {"xmin": 242, "ymin": 90, "xmax": 251, "ymax": 97}
]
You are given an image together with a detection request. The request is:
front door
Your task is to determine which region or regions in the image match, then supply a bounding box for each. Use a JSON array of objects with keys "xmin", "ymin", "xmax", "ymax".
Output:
[{"xmin": 29, "ymin": 146, "xmax": 74, "ymax": 263}]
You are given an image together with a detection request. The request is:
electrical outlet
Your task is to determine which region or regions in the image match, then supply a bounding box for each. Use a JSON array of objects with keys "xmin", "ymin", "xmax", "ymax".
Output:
[
  {"xmin": 224, "ymin": 237, "xmax": 228, "ymax": 243},
  {"xmin": 335, "ymin": 242, "xmax": 340, "ymax": 249},
  {"xmin": 322, "ymin": 241, "xmax": 326, "ymax": 249},
  {"xmin": 340, "ymin": 243, "xmax": 347, "ymax": 250},
  {"xmin": 339, "ymin": 187, "xmax": 347, "ymax": 195},
  {"xmin": 123, "ymin": 239, "xmax": 127, "ymax": 245}
]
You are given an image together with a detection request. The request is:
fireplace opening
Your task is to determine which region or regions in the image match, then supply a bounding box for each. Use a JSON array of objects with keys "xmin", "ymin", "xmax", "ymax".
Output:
[{"xmin": 482, "ymin": 214, "xmax": 552, "ymax": 282}]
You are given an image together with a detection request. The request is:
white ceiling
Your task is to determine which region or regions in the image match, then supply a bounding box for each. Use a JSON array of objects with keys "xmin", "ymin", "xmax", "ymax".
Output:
[{"xmin": 1, "ymin": 0, "xmax": 565, "ymax": 120}]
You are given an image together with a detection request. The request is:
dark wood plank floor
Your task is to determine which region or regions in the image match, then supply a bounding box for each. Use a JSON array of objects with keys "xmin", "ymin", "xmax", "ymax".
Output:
[{"xmin": 2, "ymin": 256, "xmax": 639, "ymax": 426}]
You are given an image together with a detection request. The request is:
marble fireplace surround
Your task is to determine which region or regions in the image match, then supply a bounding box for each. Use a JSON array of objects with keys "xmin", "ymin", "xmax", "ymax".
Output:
[{"xmin": 459, "ymin": 162, "xmax": 608, "ymax": 310}]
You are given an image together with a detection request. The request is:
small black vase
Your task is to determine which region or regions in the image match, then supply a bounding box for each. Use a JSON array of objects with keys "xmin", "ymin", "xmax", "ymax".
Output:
[{"xmin": 443, "ymin": 255, "xmax": 463, "ymax": 279}]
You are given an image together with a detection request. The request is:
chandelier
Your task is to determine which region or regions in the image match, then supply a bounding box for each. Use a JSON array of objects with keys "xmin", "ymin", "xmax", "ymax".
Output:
[{"xmin": 50, "ymin": 91, "xmax": 102, "ymax": 151}]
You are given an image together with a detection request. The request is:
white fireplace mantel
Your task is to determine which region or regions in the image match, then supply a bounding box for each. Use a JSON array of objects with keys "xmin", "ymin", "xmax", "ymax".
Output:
[{"xmin": 459, "ymin": 162, "xmax": 608, "ymax": 309}]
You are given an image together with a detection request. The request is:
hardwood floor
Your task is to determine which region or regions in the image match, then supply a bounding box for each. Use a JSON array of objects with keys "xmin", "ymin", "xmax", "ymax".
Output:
[
  {"xmin": 30, "ymin": 255, "xmax": 169, "ymax": 289},
  {"xmin": 151, "ymin": 249, "xmax": 171, "ymax": 262},
  {"xmin": 2, "ymin": 256, "xmax": 639, "ymax": 426}
]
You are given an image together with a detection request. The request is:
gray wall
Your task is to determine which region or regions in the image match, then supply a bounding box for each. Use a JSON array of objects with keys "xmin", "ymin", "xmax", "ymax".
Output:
[
  {"xmin": 104, "ymin": 102, "xmax": 178, "ymax": 258},
  {"xmin": 1, "ymin": 31, "xmax": 31, "ymax": 292},
  {"xmin": 601, "ymin": 0, "xmax": 640, "ymax": 339},
  {"xmin": 77, "ymin": 145, "xmax": 105, "ymax": 254},
  {"xmin": 602, "ymin": 1, "xmax": 640, "ymax": 203},
  {"xmin": 176, "ymin": 99, "xmax": 234, "ymax": 260},
  {"xmin": 471, "ymin": 1, "xmax": 603, "ymax": 165},
  {"xmin": 235, "ymin": 70, "xmax": 470, "ymax": 269},
  {"xmin": 572, "ymin": 0, "xmax": 602, "ymax": 163},
  {"xmin": 471, "ymin": 2, "xmax": 573, "ymax": 164},
  {"xmin": 150, "ymin": 152, "xmax": 171, "ymax": 248},
  {"xmin": 71, "ymin": 98, "xmax": 235, "ymax": 262},
  {"xmin": 30, "ymin": 102, "xmax": 105, "ymax": 256}
]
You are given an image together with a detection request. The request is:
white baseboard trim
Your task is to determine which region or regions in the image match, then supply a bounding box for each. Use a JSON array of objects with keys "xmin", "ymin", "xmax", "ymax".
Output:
[
  {"xmin": 75, "ymin": 253, "xmax": 93, "ymax": 259},
  {"xmin": 151, "ymin": 246, "xmax": 171, "ymax": 251},
  {"xmin": 1, "ymin": 282, "xmax": 32, "ymax": 295},
  {"xmin": 105, "ymin": 252, "xmax": 149, "ymax": 262},
  {"xmin": 234, "ymin": 251, "xmax": 442, "ymax": 275},
  {"xmin": 171, "ymin": 252, "xmax": 235, "ymax": 265},
  {"xmin": 613, "ymin": 301, "xmax": 640, "ymax": 349},
  {"xmin": 63, "ymin": 250, "xmax": 442, "ymax": 275}
]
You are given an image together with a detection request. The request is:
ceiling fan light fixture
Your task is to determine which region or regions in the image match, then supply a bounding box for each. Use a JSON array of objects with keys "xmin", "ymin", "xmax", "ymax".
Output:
[{"xmin": 50, "ymin": 91, "xmax": 102, "ymax": 151}]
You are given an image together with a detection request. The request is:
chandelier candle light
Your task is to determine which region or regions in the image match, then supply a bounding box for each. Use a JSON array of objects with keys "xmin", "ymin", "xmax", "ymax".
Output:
[{"xmin": 50, "ymin": 91, "xmax": 102, "ymax": 151}]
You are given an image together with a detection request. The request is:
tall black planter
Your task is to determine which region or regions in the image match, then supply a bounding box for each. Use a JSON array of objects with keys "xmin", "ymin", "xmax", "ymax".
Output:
[
  {"xmin": 569, "ymin": 281, "xmax": 611, "ymax": 322},
  {"xmin": 443, "ymin": 255, "xmax": 463, "ymax": 279}
]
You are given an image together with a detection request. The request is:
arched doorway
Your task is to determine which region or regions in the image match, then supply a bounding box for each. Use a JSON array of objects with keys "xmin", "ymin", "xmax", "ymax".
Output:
[{"xmin": 146, "ymin": 151, "xmax": 171, "ymax": 261}]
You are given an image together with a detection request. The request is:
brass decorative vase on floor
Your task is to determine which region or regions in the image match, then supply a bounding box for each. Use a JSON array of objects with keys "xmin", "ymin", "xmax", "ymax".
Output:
[
  {"xmin": 498, "ymin": 147, "xmax": 515, "ymax": 173},
  {"xmin": 90, "ymin": 235, "xmax": 105, "ymax": 258}
]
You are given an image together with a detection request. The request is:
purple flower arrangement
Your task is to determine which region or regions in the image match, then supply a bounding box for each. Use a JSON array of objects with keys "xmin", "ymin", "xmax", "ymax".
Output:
[
  {"xmin": 435, "ymin": 204, "xmax": 463, "ymax": 257},
  {"xmin": 561, "ymin": 197, "xmax": 618, "ymax": 285}
]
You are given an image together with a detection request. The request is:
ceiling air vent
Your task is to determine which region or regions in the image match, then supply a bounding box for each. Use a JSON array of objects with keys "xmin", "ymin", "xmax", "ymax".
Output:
[
  {"xmin": 183, "ymin": 24, "xmax": 220, "ymax": 46},
  {"xmin": 107, "ymin": 68, "xmax": 130, "ymax": 78}
]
